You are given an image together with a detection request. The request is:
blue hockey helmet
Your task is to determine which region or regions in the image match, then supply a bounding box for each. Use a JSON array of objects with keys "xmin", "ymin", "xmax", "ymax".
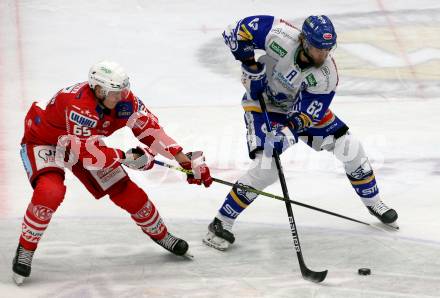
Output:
[{"xmin": 302, "ymin": 15, "xmax": 337, "ymax": 49}]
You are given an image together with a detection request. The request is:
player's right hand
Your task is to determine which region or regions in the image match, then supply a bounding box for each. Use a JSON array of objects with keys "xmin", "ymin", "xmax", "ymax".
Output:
[
  {"xmin": 179, "ymin": 151, "xmax": 213, "ymax": 187},
  {"xmin": 121, "ymin": 146, "xmax": 155, "ymax": 171}
]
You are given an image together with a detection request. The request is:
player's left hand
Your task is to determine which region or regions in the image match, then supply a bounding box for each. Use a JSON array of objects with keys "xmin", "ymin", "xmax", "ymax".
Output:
[
  {"xmin": 179, "ymin": 151, "xmax": 213, "ymax": 187},
  {"xmin": 265, "ymin": 126, "xmax": 298, "ymax": 156},
  {"xmin": 122, "ymin": 146, "xmax": 155, "ymax": 171}
]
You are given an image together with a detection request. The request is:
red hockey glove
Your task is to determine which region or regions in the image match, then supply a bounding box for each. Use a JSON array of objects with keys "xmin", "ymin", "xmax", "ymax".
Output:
[
  {"xmin": 121, "ymin": 146, "xmax": 155, "ymax": 171},
  {"xmin": 179, "ymin": 151, "xmax": 213, "ymax": 187}
]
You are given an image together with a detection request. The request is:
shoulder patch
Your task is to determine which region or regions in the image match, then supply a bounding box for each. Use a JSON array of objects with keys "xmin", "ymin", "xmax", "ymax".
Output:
[
  {"xmin": 269, "ymin": 41, "xmax": 287, "ymax": 57},
  {"xmin": 115, "ymin": 101, "xmax": 133, "ymax": 119}
]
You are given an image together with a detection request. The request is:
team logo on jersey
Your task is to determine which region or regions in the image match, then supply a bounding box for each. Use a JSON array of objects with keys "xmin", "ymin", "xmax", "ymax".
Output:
[
  {"xmin": 102, "ymin": 121, "xmax": 111, "ymax": 128},
  {"xmin": 69, "ymin": 111, "xmax": 98, "ymax": 128}
]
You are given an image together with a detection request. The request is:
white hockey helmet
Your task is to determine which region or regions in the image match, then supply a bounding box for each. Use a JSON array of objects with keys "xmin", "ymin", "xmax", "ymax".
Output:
[{"xmin": 88, "ymin": 60, "xmax": 130, "ymax": 99}]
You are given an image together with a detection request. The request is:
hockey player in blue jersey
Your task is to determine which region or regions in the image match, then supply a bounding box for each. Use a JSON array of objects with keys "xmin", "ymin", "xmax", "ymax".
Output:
[{"xmin": 203, "ymin": 15, "xmax": 398, "ymax": 251}]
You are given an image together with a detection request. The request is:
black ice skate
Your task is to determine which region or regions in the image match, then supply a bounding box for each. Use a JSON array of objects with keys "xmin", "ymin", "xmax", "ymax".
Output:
[
  {"xmin": 152, "ymin": 232, "xmax": 190, "ymax": 257},
  {"xmin": 12, "ymin": 244, "xmax": 35, "ymax": 285},
  {"xmin": 203, "ymin": 217, "xmax": 235, "ymax": 251},
  {"xmin": 367, "ymin": 200, "xmax": 399, "ymax": 229}
]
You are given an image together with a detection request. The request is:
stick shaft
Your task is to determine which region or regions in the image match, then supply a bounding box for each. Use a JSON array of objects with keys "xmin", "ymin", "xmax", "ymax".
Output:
[{"xmin": 154, "ymin": 160, "xmax": 370, "ymax": 226}]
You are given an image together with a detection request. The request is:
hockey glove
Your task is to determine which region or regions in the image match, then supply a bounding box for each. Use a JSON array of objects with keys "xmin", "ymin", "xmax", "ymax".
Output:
[
  {"xmin": 264, "ymin": 126, "xmax": 298, "ymax": 156},
  {"xmin": 241, "ymin": 62, "xmax": 267, "ymax": 100},
  {"xmin": 179, "ymin": 151, "xmax": 213, "ymax": 187},
  {"xmin": 286, "ymin": 112, "xmax": 312, "ymax": 133},
  {"xmin": 222, "ymin": 24, "xmax": 255, "ymax": 61},
  {"xmin": 121, "ymin": 146, "xmax": 155, "ymax": 171}
]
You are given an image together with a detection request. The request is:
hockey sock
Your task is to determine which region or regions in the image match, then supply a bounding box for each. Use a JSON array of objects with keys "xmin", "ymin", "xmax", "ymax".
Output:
[
  {"xmin": 217, "ymin": 182, "xmax": 259, "ymax": 226},
  {"xmin": 19, "ymin": 172, "xmax": 66, "ymax": 251},
  {"xmin": 110, "ymin": 180, "xmax": 168, "ymax": 240},
  {"xmin": 131, "ymin": 200, "xmax": 168, "ymax": 240},
  {"xmin": 346, "ymin": 170, "xmax": 380, "ymax": 206}
]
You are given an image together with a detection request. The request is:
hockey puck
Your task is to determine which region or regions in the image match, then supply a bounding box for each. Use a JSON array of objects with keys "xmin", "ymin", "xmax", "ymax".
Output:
[{"xmin": 358, "ymin": 268, "xmax": 371, "ymax": 275}]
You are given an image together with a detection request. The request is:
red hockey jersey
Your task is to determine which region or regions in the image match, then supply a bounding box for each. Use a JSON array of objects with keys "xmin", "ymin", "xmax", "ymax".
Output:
[{"xmin": 22, "ymin": 82, "xmax": 182, "ymax": 170}]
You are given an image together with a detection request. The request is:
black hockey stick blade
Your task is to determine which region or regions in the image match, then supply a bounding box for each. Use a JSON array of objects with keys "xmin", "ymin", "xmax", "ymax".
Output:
[{"xmin": 301, "ymin": 267, "xmax": 328, "ymax": 283}]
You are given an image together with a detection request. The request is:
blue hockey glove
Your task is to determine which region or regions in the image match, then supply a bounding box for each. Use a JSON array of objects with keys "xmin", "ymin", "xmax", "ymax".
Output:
[
  {"xmin": 286, "ymin": 112, "xmax": 312, "ymax": 133},
  {"xmin": 222, "ymin": 24, "xmax": 255, "ymax": 61},
  {"xmin": 241, "ymin": 62, "xmax": 267, "ymax": 100}
]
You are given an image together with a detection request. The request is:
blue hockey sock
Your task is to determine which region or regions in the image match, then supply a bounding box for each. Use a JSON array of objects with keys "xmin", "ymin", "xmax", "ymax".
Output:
[
  {"xmin": 347, "ymin": 171, "xmax": 379, "ymax": 205},
  {"xmin": 217, "ymin": 183, "xmax": 258, "ymax": 225}
]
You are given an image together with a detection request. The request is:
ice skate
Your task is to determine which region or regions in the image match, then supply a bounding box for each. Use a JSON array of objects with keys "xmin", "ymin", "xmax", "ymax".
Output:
[
  {"xmin": 203, "ymin": 217, "xmax": 235, "ymax": 251},
  {"xmin": 12, "ymin": 244, "xmax": 35, "ymax": 285},
  {"xmin": 367, "ymin": 200, "xmax": 399, "ymax": 229},
  {"xmin": 152, "ymin": 232, "xmax": 191, "ymax": 257}
]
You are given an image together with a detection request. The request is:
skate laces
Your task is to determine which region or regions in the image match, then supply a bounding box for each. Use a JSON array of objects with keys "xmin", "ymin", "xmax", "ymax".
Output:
[
  {"xmin": 215, "ymin": 217, "xmax": 233, "ymax": 232},
  {"xmin": 371, "ymin": 201, "xmax": 390, "ymax": 215},
  {"xmin": 17, "ymin": 246, "xmax": 34, "ymax": 266},
  {"xmin": 156, "ymin": 233, "xmax": 178, "ymax": 250}
]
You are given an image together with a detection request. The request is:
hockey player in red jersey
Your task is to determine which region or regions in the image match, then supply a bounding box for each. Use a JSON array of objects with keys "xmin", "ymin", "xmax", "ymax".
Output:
[{"xmin": 12, "ymin": 60, "xmax": 213, "ymax": 285}]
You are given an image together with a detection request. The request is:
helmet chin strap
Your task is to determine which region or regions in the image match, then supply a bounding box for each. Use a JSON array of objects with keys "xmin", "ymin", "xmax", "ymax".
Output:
[{"xmin": 94, "ymin": 88, "xmax": 112, "ymax": 114}]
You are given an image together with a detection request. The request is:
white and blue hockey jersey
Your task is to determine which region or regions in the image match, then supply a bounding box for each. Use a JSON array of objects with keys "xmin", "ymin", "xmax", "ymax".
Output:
[{"xmin": 223, "ymin": 15, "xmax": 339, "ymax": 126}]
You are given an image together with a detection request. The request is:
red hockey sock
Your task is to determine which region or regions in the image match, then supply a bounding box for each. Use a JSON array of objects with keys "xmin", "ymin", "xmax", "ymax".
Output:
[
  {"xmin": 110, "ymin": 180, "xmax": 167, "ymax": 240},
  {"xmin": 19, "ymin": 172, "xmax": 66, "ymax": 251}
]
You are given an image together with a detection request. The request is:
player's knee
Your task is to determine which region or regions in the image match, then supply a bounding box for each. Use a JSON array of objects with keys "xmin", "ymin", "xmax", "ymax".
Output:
[
  {"xmin": 244, "ymin": 153, "xmax": 278, "ymax": 189},
  {"xmin": 332, "ymin": 133, "xmax": 366, "ymax": 163},
  {"xmin": 32, "ymin": 172, "xmax": 66, "ymax": 210},
  {"xmin": 109, "ymin": 180, "xmax": 148, "ymax": 214}
]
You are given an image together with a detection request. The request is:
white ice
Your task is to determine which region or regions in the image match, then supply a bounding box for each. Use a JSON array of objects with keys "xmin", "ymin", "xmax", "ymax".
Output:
[{"xmin": 1, "ymin": 0, "xmax": 440, "ymax": 297}]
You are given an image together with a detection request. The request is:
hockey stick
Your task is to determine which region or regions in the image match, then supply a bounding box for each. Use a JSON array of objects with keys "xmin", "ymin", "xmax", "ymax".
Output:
[
  {"xmin": 258, "ymin": 97, "xmax": 327, "ymax": 283},
  {"xmin": 153, "ymin": 160, "xmax": 370, "ymax": 227}
]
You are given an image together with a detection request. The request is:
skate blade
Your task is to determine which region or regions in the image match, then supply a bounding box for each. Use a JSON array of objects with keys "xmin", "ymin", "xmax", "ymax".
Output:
[
  {"xmin": 202, "ymin": 232, "xmax": 230, "ymax": 251},
  {"xmin": 371, "ymin": 221, "xmax": 399, "ymax": 232},
  {"xmin": 384, "ymin": 221, "xmax": 399, "ymax": 230},
  {"xmin": 12, "ymin": 273, "xmax": 26, "ymax": 285},
  {"xmin": 182, "ymin": 250, "xmax": 194, "ymax": 259}
]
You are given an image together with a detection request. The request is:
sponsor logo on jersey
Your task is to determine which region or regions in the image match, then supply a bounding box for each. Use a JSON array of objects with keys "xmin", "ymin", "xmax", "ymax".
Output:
[
  {"xmin": 69, "ymin": 111, "xmax": 98, "ymax": 128},
  {"xmin": 37, "ymin": 148, "xmax": 56, "ymax": 163},
  {"xmin": 321, "ymin": 66, "xmax": 331, "ymax": 77},
  {"xmin": 116, "ymin": 102, "xmax": 133, "ymax": 119},
  {"xmin": 305, "ymin": 73, "xmax": 317, "ymax": 87},
  {"xmin": 269, "ymin": 41, "xmax": 288, "ymax": 57},
  {"xmin": 102, "ymin": 121, "xmax": 111, "ymax": 128},
  {"xmin": 280, "ymin": 19, "xmax": 297, "ymax": 29},
  {"xmin": 270, "ymin": 27, "xmax": 298, "ymax": 43},
  {"xmin": 136, "ymin": 97, "xmax": 148, "ymax": 113}
]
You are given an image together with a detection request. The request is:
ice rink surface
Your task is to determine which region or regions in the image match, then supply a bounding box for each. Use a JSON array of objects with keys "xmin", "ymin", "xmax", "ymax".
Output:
[{"xmin": 1, "ymin": 0, "xmax": 440, "ymax": 297}]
